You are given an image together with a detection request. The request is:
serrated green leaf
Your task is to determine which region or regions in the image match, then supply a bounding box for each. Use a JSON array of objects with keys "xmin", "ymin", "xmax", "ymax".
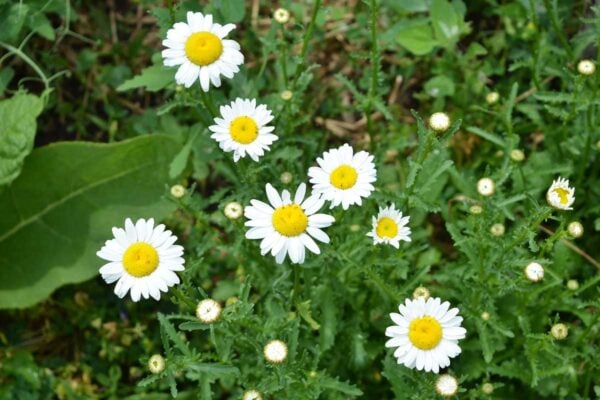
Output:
[
  {"xmin": 319, "ymin": 376, "xmax": 363, "ymax": 396},
  {"xmin": 158, "ymin": 313, "xmax": 192, "ymax": 356},
  {"xmin": 0, "ymin": 135, "xmax": 180, "ymax": 308},
  {"xmin": 117, "ymin": 65, "xmax": 175, "ymax": 92},
  {"xmin": 0, "ymin": 92, "xmax": 43, "ymax": 186}
]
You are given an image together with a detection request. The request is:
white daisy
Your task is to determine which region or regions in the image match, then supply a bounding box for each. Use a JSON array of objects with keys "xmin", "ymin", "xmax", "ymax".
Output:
[
  {"xmin": 308, "ymin": 143, "xmax": 377, "ymax": 210},
  {"xmin": 367, "ymin": 204, "xmax": 411, "ymax": 248},
  {"xmin": 385, "ymin": 297, "xmax": 466, "ymax": 373},
  {"xmin": 244, "ymin": 183, "xmax": 334, "ymax": 264},
  {"xmin": 162, "ymin": 11, "xmax": 244, "ymax": 92},
  {"xmin": 209, "ymin": 98, "xmax": 277, "ymax": 162},
  {"xmin": 97, "ymin": 218, "xmax": 185, "ymax": 302},
  {"xmin": 546, "ymin": 177, "xmax": 575, "ymax": 210}
]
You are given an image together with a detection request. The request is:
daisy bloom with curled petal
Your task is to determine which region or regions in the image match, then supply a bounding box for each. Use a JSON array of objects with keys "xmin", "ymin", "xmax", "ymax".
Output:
[
  {"xmin": 367, "ymin": 204, "xmax": 411, "ymax": 248},
  {"xmin": 162, "ymin": 11, "xmax": 244, "ymax": 92},
  {"xmin": 308, "ymin": 143, "xmax": 377, "ymax": 210},
  {"xmin": 546, "ymin": 177, "xmax": 575, "ymax": 210},
  {"xmin": 385, "ymin": 297, "xmax": 466, "ymax": 373},
  {"xmin": 209, "ymin": 98, "xmax": 277, "ymax": 162},
  {"xmin": 97, "ymin": 218, "xmax": 185, "ymax": 302},
  {"xmin": 244, "ymin": 183, "xmax": 334, "ymax": 264}
]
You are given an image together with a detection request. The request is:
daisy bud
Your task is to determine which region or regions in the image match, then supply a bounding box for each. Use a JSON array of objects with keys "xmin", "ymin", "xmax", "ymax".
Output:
[
  {"xmin": 490, "ymin": 223, "xmax": 505, "ymax": 236},
  {"xmin": 263, "ymin": 339, "xmax": 288, "ymax": 364},
  {"xmin": 196, "ymin": 299, "xmax": 222, "ymax": 324},
  {"xmin": 477, "ymin": 178, "xmax": 495, "ymax": 196},
  {"xmin": 481, "ymin": 311, "xmax": 490, "ymax": 321},
  {"xmin": 273, "ymin": 8, "xmax": 290, "ymax": 24},
  {"xmin": 524, "ymin": 262, "xmax": 544, "ymax": 282},
  {"xmin": 567, "ymin": 221, "xmax": 583, "ymax": 238},
  {"xmin": 469, "ymin": 205, "xmax": 483, "ymax": 215},
  {"xmin": 148, "ymin": 354, "xmax": 165, "ymax": 374},
  {"xmin": 546, "ymin": 177, "xmax": 575, "ymax": 210},
  {"xmin": 243, "ymin": 389, "xmax": 262, "ymax": 400},
  {"xmin": 550, "ymin": 323, "xmax": 568, "ymax": 340},
  {"xmin": 482, "ymin": 382, "xmax": 494, "ymax": 394},
  {"xmin": 435, "ymin": 374, "xmax": 459, "ymax": 397},
  {"xmin": 280, "ymin": 90, "xmax": 293, "ymax": 101},
  {"xmin": 170, "ymin": 184, "xmax": 186, "ymax": 198},
  {"xmin": 429, "ymin": 112, "xmax": 451, "ymax": 133},
  {"xmin": 566, "ymin": 279, "xmax": 579, "ymax": 291},
  {"xmin": 280, "ymin": 171, "xmax": 293, "ymax": 184},
  {"xmin": 224, "ymin": 202, "xmax": 244, "ymax": 220},
  {"xmin": 510, "ymin": 149, "xmax": 525, "ymax": 162},
  {"xmin": 577, "ymin": 59, "xmax": 595, "ymax": 75},
  {"xmin": 486, "ymin": 92, "xmax": 499, "ymax": 105},
  {"xmin": 350, "ymin": 224, "xmax": 361, "ymax": 232},
  {"xmin": 412, "ymin": 286, "xmax": 430, "ymax": 300},
  {"xmin": 226, "ymin": 296, "xmax": 239, "ymax": 306}
]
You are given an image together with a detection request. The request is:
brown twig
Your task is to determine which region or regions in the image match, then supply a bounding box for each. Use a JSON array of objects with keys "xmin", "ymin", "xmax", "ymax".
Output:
[{"xmin": 539, "ymin": 225, "xmax": 600, "ymax": 269}]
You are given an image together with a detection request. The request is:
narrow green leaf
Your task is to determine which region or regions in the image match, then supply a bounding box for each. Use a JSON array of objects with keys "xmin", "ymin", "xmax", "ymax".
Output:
[
  {"xmin": 158, "ymin": 313, "xmax": 191, "ymax": 356},
  {"xmin": 117, "ymin": 65, "xmax": 175, "ymax": 92}
]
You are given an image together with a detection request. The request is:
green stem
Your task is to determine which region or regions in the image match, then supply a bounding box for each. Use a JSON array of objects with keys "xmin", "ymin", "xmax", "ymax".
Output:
[
  {"xmin": 366, "ymin": 0, "xmax": 379, "ymax": 152},
  {"xmin": 199, "ymin": 90, "xmax": 218, "ymax": 118},
  {"xmin": 542, "ymin": 0, "xmax": 574, "ymax": 59},
  {"xmin": 0, "ymin": 41, "xmax": 50, "ymax": 95},
  {"xmin": 292, "ymin": 0, "xmax": 322, "ymax": 88},
  {"xmin": 292, "ymin": 264, "xmax": 301, "ymax": 306}
]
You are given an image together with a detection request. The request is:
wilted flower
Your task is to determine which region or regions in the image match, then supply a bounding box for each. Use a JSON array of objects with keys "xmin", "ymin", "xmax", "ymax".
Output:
[{"xmin": 546, "ymin": 177, "xmax": 575, "ymax": 210}]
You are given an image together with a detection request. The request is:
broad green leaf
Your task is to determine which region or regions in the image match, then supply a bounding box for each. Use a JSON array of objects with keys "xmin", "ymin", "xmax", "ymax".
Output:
[
  {"xmin": 430, "ymin": 0, "xmax": 469, "ymax": 46},
  {"xmin": 396, "ymin": 20, "xmax": 439, "ymax": 55},
  {"xmin": 0, "ymin": 92, "xmax": 43, "ymax": 186},
  {"xmin": 214, "ymin": 0, "xmax": 245, "ymax": 23},
  {"xmin": 0, "ymin": 135, "xmax": 181, "ymax": 308},
  {"xmin": 117, "ymin": 65, "xmax": 175, "ymax": 92},
  {"xmin": 424, "ymin": 75, "xmax": 455, "ymax": 97}
]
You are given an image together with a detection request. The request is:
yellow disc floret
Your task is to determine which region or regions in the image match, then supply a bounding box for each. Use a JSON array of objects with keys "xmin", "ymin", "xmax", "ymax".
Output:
[
  {"xmin": 329, "ymin": 165, "xmax": 358, "ymax": 189},
  {"xmin": 553, "ymin": 187, "xmax": 570, "ymax": 205},
  {"xmin": 185, "ymin": 32, "xmax": 223, "ymax": 66},
  {"xmin": 230, "ymin": 116, "xmax": 259, "ymax": 144},
  {"xmin": 408, "ymin": 316, "xmax": 443, "ymax": 350},
  {"xmin": 272, "ymin": 204, "xmax": 308, "ymax": 237},
  {"xmin": 376, "ymin": 217, "xmax": 398, "ymax": 239},
  {"xmin": 123, "ymin": 243, "xmax": 159, "ymax": 277}
]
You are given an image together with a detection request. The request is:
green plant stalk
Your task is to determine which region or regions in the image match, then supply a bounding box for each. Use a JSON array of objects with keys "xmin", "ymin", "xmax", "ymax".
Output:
[
  {"xmin": 199, "ymin": 90, "xmax": 218, "ymax": 118},
  {"xmin": 542, "ymin": 0, "xmax": 574, "ymax": 59},
  {"xmin": 366, "ymin": 0, "xmax": 380, "ymax": 152},
  {"xmin": 293, "ymin": 0, "xmax": 322, "ymax": 88},
  {"xmin": 0, "ymin": 41, "xmax": 50, "ymax": 95}
]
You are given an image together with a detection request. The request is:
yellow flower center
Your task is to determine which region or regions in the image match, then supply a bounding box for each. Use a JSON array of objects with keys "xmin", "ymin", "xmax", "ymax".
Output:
[
  {"xmin": 408, "ymin": 316, "xmax": 443, "ymax": 350},
  {"xmin": 376, "ymin": 217, "xmax": 398, "ymax": 238},
  {"xmin": 272, "ymin": 204, "xmax": 308, "ymax": 237},
  {"xmin": 122, "ymin": 243, "xmax": 159, "ymax": 277},
  {"xmin": 184, "ymin": 32, "xmax": 223, "ymax": 66},
  {"xmin": 230, "ymin": 116, "xmax": 259, "ymax": 144},
  {"xmin": 329, "ymin": 164, "xmax": 358, "ymax": 189},
  {"xmin": 553, "ymin": 187, "xmax": 570, "ymax": 205}
]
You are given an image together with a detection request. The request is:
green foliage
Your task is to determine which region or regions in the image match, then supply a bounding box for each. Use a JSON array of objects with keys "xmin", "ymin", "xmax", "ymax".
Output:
[
  {"xmin": 0, "ymin": 135, "xmax": 180, "ymax": 308},
  {"xmin": 0, "ymin": 92, "xmax": 43, "ymax": 186},
  {"xmin": 0, "ymin": 0, "xmax": 599, "ymax": 399}
]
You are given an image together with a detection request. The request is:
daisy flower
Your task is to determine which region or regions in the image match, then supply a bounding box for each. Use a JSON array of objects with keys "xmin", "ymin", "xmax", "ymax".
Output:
[
  {"xmin": 209, "ymin": 98, "xmax": 277, "ymax": 162},
  {"xmin": 308, "ymin": 143, "xmax": 376, "ymax": 210},
  {"xmin": 546, "ymin": 177, "xmax": 575, "ymax": 210},
  {"xmin": 244, "ymin": 183, "xmax": 334, "ymax": 264},
  {"xmin": 97, "ymin": 218, "xmax": 185, "ymax": 302},
  {"xmin": 367, "ymin": 204, "xmax": 411, "ymax": 248},
  {"xmin": 162, "ymin": 11, "xmax": 244, "ymax": 92},
  {"xmin": 385, "ymin": 297, "xmax": 466, "ymax": 373}
]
